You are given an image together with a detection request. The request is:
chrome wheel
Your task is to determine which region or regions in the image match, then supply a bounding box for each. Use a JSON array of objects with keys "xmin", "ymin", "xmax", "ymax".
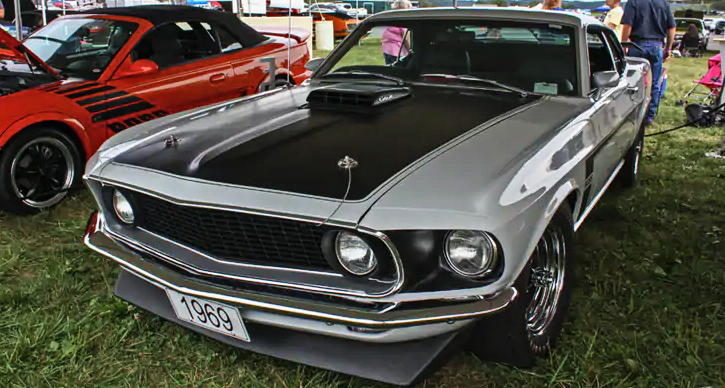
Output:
[
  {"xmin": 526, "ymin": 224, "xmax": 567, "ymax": 340},
  {"xmin": 9, "ymin": 137, "xmax": 75, "ymax": 209}
]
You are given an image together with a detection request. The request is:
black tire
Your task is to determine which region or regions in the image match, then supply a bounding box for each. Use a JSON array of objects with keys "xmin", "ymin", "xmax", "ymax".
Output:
[
  {"xmin": 618, "ymin": 125, "xmax": 645, "ymax": 189},
  {"xmin": 0, "ymin": 127, "xmax": 82, "ymax": 215},
  {"xmin": 470, "ymin": 204, "xmax": 576, "ymax": 368}
]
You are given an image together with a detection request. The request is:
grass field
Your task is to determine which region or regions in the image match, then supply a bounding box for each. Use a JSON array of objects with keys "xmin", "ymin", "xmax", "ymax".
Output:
[{"xmin": 1, "ymin": 49, "xmax": 725, "ymax": 388}]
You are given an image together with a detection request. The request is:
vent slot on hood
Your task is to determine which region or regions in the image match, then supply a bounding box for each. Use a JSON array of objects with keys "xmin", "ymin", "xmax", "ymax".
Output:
[{"xmin": 306, "ymin": 83, "xmax": 411, "ymax": 112}]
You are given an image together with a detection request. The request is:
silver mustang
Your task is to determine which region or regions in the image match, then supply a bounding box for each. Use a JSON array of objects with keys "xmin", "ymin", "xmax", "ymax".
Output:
[{"xmin": 83, "ymin": 8, "xmax": 650, "ymax": 386}]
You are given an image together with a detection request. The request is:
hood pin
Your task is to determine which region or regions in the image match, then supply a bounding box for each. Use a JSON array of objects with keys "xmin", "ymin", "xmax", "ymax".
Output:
[{"xmin": 164, "ymin": 135, "xmax": 181, "ymax": 148}]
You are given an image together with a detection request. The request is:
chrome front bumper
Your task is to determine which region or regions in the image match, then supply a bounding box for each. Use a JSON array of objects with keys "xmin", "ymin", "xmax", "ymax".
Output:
[{"xmin": 85, "ymin": 217, "xmax": 518, "ymax": 338}]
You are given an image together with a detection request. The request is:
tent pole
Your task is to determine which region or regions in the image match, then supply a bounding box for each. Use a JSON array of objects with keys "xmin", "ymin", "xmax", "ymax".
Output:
[{"xmin": 13, "ymin": 0, "xmax": 23, "ymax": 40}]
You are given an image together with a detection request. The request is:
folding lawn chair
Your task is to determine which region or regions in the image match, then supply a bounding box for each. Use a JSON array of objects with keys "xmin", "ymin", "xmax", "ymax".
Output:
[{"xmin": 676, "ymin": 53, "xmax": 722, "ymax": 107}]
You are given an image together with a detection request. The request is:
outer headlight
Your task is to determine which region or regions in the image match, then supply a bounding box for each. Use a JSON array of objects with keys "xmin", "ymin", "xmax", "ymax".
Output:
[
  {"xmin": 112, "ymin": 190, "xmax": 134, "ymax": 224},
  {"xmin": 444, "ymin": 230, "xmax": 498, "ymax": 277},
  {"xmin": 335, "ymin": 231, "xmax": 377, "ymax": 276}
]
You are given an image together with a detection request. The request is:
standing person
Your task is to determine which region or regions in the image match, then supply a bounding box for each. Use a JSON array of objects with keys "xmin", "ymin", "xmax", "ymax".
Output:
[
  {"xmin": 542, "ymin": 0, "xmax": 562, "ymax": 10},
  {"xmin": 381, "ymin": 0, "xmax": 411, "ymax": 65},
  {"xmin": 603, "ymin": 0, "xmax": 624, "ymax": 41},
  {"xmin": 621, "ymin": 0, "xmax": 676, "ymax": 125},
  {"xmin": 0, "ymin": 0, "xmax": 5, "ymax": 20}
]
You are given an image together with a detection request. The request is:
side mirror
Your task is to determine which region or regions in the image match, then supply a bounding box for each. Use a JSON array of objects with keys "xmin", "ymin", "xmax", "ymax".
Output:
[
  {"xmin": 592, "ymin": 70, "xmax": 620, "ymax": 89},
  {"xmin": 114, "ymin": 59, "xmax": 158, "ymax": 79},
  {"xmin": 305, "ymin": 57, "xmax": 324, "ymax": 72}
]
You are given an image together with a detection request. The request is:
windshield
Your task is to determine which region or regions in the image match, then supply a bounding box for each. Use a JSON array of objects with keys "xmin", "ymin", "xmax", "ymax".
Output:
[
  {"xmin": 24, "ymin": 18, "xmax": 138, "ymax": 79},
  {"xmin": 314, "ymin": 19, "xmax": 578, "ymax": 96}
]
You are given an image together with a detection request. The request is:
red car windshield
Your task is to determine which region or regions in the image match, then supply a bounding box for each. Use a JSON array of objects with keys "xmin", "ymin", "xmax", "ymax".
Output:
[{"xmin": 24, "ymin": 18, "xmax": 138, "ymax": 79}]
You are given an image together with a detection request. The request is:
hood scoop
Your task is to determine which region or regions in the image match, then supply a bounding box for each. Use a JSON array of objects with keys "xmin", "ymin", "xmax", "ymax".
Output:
[{"xmin": 306, "ymin": 83, "xmax": 411, "ymax": 113}]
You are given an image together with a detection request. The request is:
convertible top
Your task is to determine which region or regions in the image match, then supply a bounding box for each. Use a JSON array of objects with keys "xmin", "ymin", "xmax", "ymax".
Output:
[{"xmin": 79, "ymin": 5, "xmax": 268, "ymax": 47}]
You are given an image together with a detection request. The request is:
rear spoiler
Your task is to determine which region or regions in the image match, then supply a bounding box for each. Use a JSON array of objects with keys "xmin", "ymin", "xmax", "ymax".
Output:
[{"xmin": 256, "ymin": 26, "xmax": 311, "ymax": 44}]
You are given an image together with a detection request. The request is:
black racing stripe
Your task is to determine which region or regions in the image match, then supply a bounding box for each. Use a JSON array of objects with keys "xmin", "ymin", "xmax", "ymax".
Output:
[
  {"xmin": 86, "ymin": 95, "xmax": 143, "ymax": 113},
  {"xmin": 92, "ymin": 101, "xmax": 155, "ymax": 122},
  {"xmin": 77, "ymin": 90, "xmax": 129, "ymax": 106},
  {"xmin": 65, "ymin": 86, "xmax": 116, "ymax": 99},
  {"xmin": 55, "ymin": 82, "xmax": 100, "ymax": 94}
]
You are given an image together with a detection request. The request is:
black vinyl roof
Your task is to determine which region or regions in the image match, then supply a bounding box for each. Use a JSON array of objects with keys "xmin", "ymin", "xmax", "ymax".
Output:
[{"xmin": 80, "ymin": 6, "xmax": 268, "ymax": 47}]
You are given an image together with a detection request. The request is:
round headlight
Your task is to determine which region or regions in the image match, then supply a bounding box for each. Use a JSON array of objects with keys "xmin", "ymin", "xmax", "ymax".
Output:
[
  {"xmin": 334, "ymin": 231, "xmax": 377, "ymax": 276},
  {"xmin": 112, "ymin": 190, "xmax": 134, "ymax": 224},
  {"xmin": 444, "ymin": 230, "xmax": 497, "ymax": 277}
]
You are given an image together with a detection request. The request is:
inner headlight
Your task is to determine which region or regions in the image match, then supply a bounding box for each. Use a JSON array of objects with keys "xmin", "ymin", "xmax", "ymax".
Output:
[
  {"xmin": 444, "ymin": 230, "xmax": 497, "ymax": 277},
  {"xmin": 335, "ymin": 231, "xmax": 377, "ymax": 276},
  {"xmin": 112, "ymin": 190, "xmax": 134, "ymax": 224}
]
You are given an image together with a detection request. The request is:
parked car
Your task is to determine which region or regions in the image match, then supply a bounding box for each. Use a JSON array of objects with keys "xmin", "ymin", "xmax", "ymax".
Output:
[
  {"xmin": 307, "ymin": 3, "xmax": 360, "ymax": 37},
  {"xmin": 83, "ymin": 8, "xmax": 649, "ymax": 386},
  {"xmin": 0, "ymin": 5, "xmax": 312, "ymax": 215},
  {"xmin": 675, "ymin": 17, "xmax": 709, "ymax": 51}
]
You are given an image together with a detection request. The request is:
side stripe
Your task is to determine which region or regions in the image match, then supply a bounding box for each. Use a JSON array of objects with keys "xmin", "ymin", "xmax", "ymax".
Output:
[
  {"xmin": 55, "ymin": 82, "xmax": 100, "ymax": 94},
  {"xmin": 77, "ymin": 91, "xmax": 129, "ymax": 106},
  {"xmin": 86, "ymin": 96, "xmax": 143, "ymax": 113},
  {"xmin": 92, "ymin": 101, "xmax": 155, "ymax": 122},
  {"xmin": 65, "ymin": 85, "xmax": 116, "ymax": 99}
]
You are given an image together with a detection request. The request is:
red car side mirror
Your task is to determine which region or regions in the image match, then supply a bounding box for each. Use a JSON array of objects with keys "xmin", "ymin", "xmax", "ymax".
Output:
[{"xmin": 115, "ymin": 59, "xmax": 159, "ymax": 79}]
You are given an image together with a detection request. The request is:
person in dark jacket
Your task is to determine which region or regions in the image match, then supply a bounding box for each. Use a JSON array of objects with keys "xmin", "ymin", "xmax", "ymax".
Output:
[
  {"xmin": 680, "ymin": 23, "xmax": 701, "ymax": 54},
  {"xmin": 621, "ymin": 0, "xmax": 676, "ymax": 125}
]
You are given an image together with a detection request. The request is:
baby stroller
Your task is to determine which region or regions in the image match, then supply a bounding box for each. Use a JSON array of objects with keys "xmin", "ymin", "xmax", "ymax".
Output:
[{"xmin": 676, "ymin": 53, "xmax": 722, "ymax": 107}]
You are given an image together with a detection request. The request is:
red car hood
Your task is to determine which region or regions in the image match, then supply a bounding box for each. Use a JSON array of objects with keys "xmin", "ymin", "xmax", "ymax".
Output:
[{"xmin": 0, "ymin": 28, "xmax": 62, "ymax": 80}]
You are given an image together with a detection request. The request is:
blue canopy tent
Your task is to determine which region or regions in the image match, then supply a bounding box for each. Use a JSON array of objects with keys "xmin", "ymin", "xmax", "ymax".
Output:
[{"xmin": 594, "ymin": 4, "xmax": 610, "ymax": 11}]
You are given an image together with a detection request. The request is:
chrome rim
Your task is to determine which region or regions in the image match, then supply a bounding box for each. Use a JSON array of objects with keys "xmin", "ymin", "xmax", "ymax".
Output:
[
  {"xmin": 10, "ymin": 137, "xmax": 75, "ymax": 209},
  {"xmin": 526, "ymin": 225, "xmax": 566, "ymax": 339}
]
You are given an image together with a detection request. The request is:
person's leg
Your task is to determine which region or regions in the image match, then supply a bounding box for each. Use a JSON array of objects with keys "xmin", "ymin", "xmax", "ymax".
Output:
[
  {"xmin": 383, "ymin": 53, "xmax": 398, "ymax": 65},
  {"xmin": 645, "ymin": 43, "xmax": 664, "ymax": 122}
]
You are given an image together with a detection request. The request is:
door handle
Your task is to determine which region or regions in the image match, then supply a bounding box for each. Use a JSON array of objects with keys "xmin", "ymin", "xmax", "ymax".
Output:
[
  {"xmin": 626, "ymin": 85, "xmax": 639, "ymax": 94},
  {"xmin": 209, "ymin": 73, "xmax": 227, "ymax": 83}
]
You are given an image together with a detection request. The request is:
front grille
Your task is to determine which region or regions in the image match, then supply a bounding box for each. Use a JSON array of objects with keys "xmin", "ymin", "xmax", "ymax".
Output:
[{"xmin": 133, "ymin": 193, "xmax": 334, "ymax": 271}]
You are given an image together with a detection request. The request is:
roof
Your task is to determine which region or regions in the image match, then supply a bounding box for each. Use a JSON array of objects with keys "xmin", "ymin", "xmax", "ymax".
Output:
[
  {"xmin": 78, "ymin": 5, "xmax": 268, "ymax": 47},
  {"xmin": 365, "ymin": 7, "xmax": 604, "ymax": 28}
]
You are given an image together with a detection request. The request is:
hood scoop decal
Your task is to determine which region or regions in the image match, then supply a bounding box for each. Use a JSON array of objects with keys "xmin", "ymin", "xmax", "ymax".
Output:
[{"xmin": 306, "ymin": 83, "xmax": 411, "ymax": 113}]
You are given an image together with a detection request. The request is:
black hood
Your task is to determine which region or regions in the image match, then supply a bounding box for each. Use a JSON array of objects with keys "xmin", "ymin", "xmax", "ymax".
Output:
[{"xmin": 114, "ymin": 83, "xmax": 539, "ymax": 201}]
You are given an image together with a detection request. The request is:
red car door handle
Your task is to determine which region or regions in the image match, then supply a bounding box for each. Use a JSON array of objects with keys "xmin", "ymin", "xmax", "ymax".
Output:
[{"xmin": 209, "ymin": 74, "xmax": 227, "ymax": 83}]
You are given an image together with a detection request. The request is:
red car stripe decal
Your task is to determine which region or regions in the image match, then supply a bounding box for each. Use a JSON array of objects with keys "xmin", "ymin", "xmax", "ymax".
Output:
[
  {"xmin": 76, "ymin": 90, "xmax": 129, "ymax": 106},
  {"xmin": 86, "ymin": 96, "xmax": 144, "ymax": 113},
  {"xmin": 55, "ymin": 82, "xmax": 100, "ymax": 94},
  {"xmin": 92, "ymin": 101, "xmax": 155, "ymax": 122},
  {"xmin": 65, "ymin": 85, "xmax": 116, "ymax": 99}
]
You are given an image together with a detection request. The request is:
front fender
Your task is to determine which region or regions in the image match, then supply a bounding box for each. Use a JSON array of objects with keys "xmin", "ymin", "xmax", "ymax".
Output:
[{"xmin": 0, "ymin": 112, "xmax": 93, "ymax": 158}]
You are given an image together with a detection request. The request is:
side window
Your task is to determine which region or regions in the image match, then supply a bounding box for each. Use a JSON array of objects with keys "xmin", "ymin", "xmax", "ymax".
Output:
[
  {"xmin": 586, "ymin": 30, "xmax": 616, "ymax": 75},
  {"xmin": 603, "ymin": 30, "xmax": 625, "ymax": 74},
  {"xmin": 201, "ymin": 22, "xmax": 244, "ymax": 53},
  {"xmin": 132, "ymin": 21, "xmax": 221, "ymax": 69}
]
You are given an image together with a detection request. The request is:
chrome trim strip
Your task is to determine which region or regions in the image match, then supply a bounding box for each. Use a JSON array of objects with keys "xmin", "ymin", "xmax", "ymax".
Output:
[
  {"xmin": 92, "ymin": 180, "xmax": 405, "ymax": 298},
  {"xmin": 85, "ymin": 227, "xmax": 517, "ymax": 328},
  {"xmin": 573, "ymin": 159, "xmax": 625, "ymax": 231}
]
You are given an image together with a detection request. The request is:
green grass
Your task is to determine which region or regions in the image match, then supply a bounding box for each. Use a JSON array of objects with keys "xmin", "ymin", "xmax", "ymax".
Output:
[{"xmin": 2, "ymin": 53, "xmax": 725, "ymax": 388}]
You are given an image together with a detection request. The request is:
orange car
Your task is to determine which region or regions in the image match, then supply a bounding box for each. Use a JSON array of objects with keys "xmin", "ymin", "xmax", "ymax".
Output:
[
  {"xmin": 307, "ymin": 3, "xmax": 360, "ymax": 38},
  {"xmin": 0, "ymin": 6, "xmax": 312, "ymax": 215}
]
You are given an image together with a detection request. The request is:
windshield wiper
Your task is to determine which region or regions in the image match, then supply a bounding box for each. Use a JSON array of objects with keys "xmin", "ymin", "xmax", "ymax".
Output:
[
  {"xmin": 319, "ymin": 70, "xmax": 405, "ymax": 86},
  {"xmin": 421, "ymin": 73, "xmax": 530, "ymax": 98}
]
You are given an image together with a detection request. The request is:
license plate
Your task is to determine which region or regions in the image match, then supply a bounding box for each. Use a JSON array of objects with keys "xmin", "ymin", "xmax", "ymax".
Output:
[{"xmin": 165, "ymin": 289, "xmax": 250, "ymax": 342}]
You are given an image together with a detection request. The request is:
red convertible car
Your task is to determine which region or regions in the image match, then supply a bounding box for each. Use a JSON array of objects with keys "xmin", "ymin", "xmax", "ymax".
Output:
[{"xmin": 0, "ymin": 6, "xmax": 312, "ymax": 215}]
